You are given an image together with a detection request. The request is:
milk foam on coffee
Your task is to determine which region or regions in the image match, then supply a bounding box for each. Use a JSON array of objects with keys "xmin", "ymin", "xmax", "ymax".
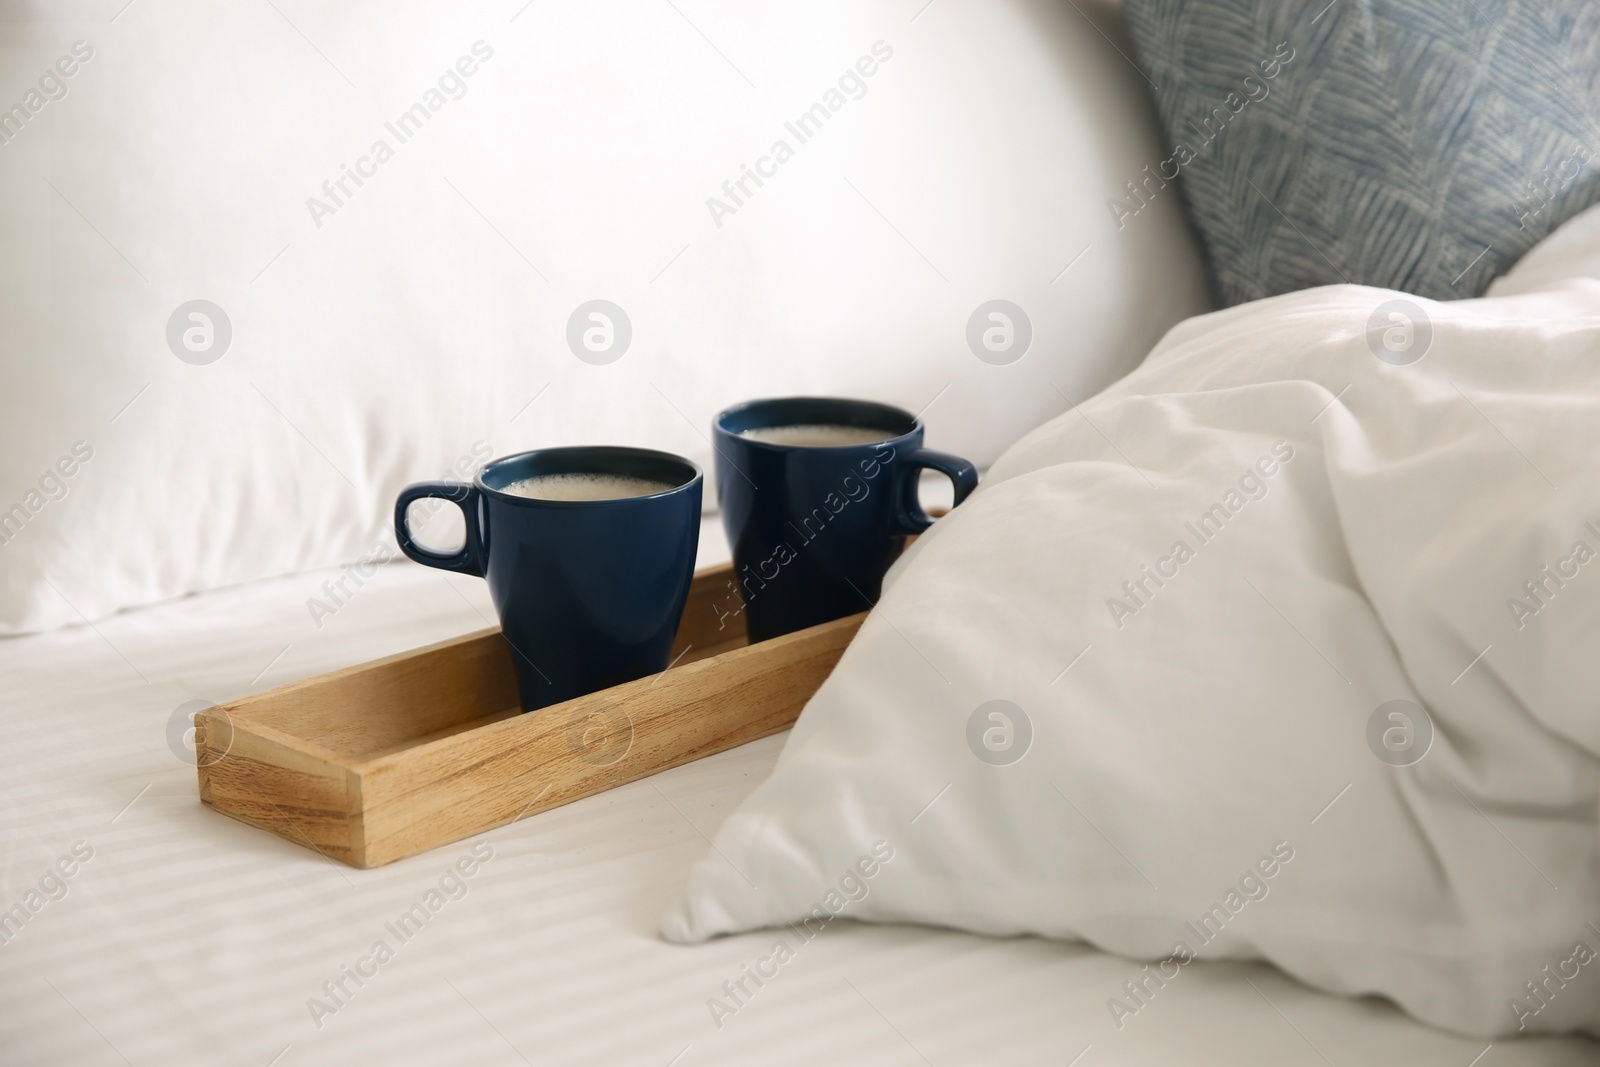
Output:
[
  {"xmin": 502, "ymin": 473, "xmax": 676, "ymax": 501},
  {"xmin": 740, "ymin": 423, "xmax": 896, "ymax": 447}
]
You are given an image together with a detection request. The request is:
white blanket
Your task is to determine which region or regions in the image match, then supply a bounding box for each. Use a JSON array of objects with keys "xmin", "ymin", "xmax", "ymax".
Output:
[{"xmin": 665, "ymin": 207, "xmax": 1600, "ymax": 1039}]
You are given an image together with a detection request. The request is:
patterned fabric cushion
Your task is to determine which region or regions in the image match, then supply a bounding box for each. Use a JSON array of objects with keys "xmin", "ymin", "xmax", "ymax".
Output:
[{"xmin": 1121, "ymin": 0, "xmax": 1600, "ymax": 305}]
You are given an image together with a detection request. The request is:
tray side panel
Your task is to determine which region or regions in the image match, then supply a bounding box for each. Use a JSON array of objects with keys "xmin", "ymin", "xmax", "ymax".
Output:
[
  {"xmin": 353, "ymin": 612, "xmax": 863, "ymax": 868},
  {"xmin": 226, "ymin": 562, "xmax": 742, "ymax": 762},
  {"xmin": 197, "ymin": 710, "xmax": 363, "ymax": 865},
  {"xmin": 221, "ymin": 630, "xmax": 520, "ymax": 761}
]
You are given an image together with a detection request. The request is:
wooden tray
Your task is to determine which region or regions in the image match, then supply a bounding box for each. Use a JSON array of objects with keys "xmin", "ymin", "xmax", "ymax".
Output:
[{"xmin": 195, "ymin": 564, "xmax": 863, "ymax": 868}]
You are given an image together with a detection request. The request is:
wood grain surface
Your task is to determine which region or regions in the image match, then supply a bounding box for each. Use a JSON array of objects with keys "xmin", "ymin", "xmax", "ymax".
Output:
[{"xmin": 195, "ymin": 563, "xmax": 863, "ymax": 868}]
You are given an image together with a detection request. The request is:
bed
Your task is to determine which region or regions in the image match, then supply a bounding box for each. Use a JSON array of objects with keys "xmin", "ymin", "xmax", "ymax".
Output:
[
  {"xmin": 6, "ymin": 0, "xmax": 1600, "ymax": 1060},
  {"xmin": 1, "ymin": 526, "xmax": 1594, "ymax": 1065}
]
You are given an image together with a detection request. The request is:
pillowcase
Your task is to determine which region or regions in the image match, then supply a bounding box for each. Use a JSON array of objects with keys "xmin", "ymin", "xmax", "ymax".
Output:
[
  {"xmin": 0, "ymin": 0, "xmax": 1208, "ymax": 632},
  {"xmin": 663, "ymin": 222, "xmax": 1600, "ymax": 1038},
  {"xmin": 1120, "ymin": 0, "xmax": 1600, "ymax": 305}
]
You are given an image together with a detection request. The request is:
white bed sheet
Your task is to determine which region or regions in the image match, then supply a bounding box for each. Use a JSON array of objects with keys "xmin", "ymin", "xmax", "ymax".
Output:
[{"xmin": 1, "ymin": 521, "xmax": 1594, "ymax": 1066}]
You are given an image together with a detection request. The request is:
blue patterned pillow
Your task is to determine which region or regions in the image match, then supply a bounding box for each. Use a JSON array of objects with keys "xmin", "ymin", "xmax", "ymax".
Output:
[{"xmin": 1121, "ymin": 0, "xmax": 1600, "ymax": 304}]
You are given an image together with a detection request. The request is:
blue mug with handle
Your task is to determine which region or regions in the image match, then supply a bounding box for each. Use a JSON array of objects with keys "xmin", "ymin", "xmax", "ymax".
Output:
[
  {"xmin": 713, "ymin": 397, "xmax": 978, "ymax": 643},
  {"xmin": 394, "ymin": 446, "xmax": 702, "ymax": 713}
]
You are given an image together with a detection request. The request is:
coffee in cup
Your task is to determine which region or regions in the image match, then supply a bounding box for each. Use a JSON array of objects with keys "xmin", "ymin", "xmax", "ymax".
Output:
[
  {"xmin": 738, "ymin": 424, "xmax": 897, "ymax": 448},
  {"xmin": 503, "ymin": 473, "xmax": 677, "ymax": 501}
]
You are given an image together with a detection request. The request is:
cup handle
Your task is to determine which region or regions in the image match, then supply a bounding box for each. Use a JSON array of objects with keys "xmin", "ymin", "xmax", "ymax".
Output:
[
  {"xmin": 891, "ymin": 448, "xmax": 979, "ymax": 535},
  {"xmin": 394, "ymin": 481, "xmax": 486, "ymax": 577}
]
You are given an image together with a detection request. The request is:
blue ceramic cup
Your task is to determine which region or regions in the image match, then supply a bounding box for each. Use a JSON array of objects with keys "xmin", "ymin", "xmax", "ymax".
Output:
[
  {"xmin": 713, "ymin": 397, "xmax": 978, "ymax": 643},
  {"xmin": 394, "ymin": 447, "xmax": 702, "ymax": 712}
]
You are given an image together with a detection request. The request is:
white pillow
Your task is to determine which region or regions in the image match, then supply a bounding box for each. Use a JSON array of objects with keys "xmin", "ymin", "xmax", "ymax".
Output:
[
  {"xmin": 663, "ymin": 265, "xmax": 1600, "ymax": 1037},
  {"xmin": 0, "ymin": 0, "xmax": 1206, "ymax": 632}
]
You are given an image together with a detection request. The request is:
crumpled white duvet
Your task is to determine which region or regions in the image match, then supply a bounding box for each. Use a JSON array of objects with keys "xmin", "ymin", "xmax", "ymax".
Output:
[{"xmin": 663, "ymin": 206, "xmax": 1600, "ymax": 1039}]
